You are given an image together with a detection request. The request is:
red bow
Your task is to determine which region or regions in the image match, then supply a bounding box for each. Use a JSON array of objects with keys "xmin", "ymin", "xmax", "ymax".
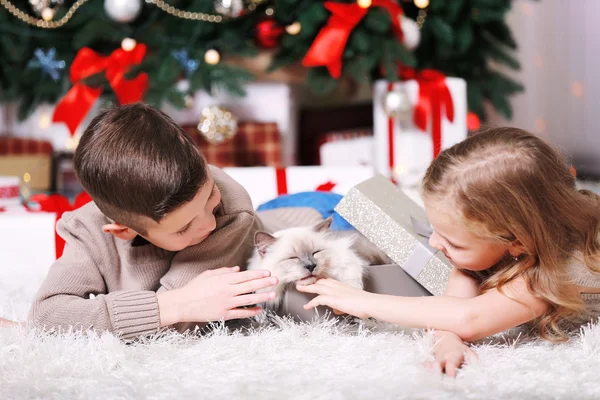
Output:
[
  {"xmin": 53, "ymin": 45, "xmax": 149, "ymax": 136},
  {"xmin": 302, "ymin": 0, "xmax": 404, "ymax": 78},
  {"xmin": 29, "ymin": 192, "xmax": 93, "ymax": 258},
  {"xmin": 400, "ymin": 68, "xmax": 454, "ymax": 157}
]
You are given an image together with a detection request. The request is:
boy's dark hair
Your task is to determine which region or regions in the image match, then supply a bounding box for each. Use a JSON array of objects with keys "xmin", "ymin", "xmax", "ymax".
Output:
[{"xmin": 74, "ymin": 102, "xmax": 208, "ymax": 234}]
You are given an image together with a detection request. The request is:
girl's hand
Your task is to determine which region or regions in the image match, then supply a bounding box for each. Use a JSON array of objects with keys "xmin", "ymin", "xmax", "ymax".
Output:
[
  {"xmin": 296, "ymin": 278, "xmax": 377, "ymax": 319},
  {"xmin": 426, "ymin": 331, "xmax": 478, "ymax": 378}
]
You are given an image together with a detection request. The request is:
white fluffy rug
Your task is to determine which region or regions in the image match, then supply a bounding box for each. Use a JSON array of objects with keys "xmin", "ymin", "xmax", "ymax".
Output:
[{"xmin": 2, "ymin": 280, "xmax": 600, "ymax": 399}]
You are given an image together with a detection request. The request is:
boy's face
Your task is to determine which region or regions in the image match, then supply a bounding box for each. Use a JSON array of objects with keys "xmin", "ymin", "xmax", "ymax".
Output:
[{"xmin": 141, "ymin": 175, "xmax": 222, "ymax": 251}]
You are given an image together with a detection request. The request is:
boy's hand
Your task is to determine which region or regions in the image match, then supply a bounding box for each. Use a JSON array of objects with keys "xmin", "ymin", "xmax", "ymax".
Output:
[
  {"xmin": 425, "ymin": 331, "xmax": 478, "ymax": 378},
  {"xmin": 296, "ymin": 278, "xmax": 376, "ymax": 319},
  {"xmin": 158, "ymin": 266, "xmax": 278, "ymax": 326}
]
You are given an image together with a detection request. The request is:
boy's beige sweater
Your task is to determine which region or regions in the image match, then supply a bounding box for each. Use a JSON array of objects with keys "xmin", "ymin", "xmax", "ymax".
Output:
[{"xmin": 28, "ymin": 167, "xmax": 321, "ymax": 340}]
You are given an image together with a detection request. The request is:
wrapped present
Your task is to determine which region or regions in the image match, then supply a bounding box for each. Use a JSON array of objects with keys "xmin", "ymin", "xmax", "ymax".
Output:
[
  {"xmin": 164, "ymin": 82, "xmax": 299, "ymax": 165},
  {"xmin": 29, "ymin": 192, "xmax": 92, "ymax": 259},
  {"xmin": 335, "ymin": 174, "xmax": 451, "ymax": 296},
  {"xmin": 373, "ymin": 71, "xmax": 467, "ymax": 187},
  {"xmin": 183, "ymin": 122, "xmax": 283, "ymax": 168},
  {"xmin": 318, "ymin": 128, "xmax": 374, "ymax": 166},
  {"xmin": 0, "ymin": 137, "xmax": 53, "ymax": 191},
  {"xmin": 0, "ymin": 176, "xmax": 21, "ymax": 209},
  {"xmin": 223, "ymin": 166, "xmax": 375, "ymax": 208},
  {"xmin": 0, "ymin": 206, "xmax": 57, "ymax": 287}
]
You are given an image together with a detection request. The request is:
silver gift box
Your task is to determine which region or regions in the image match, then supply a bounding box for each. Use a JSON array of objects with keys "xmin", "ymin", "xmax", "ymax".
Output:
[{"xmin": 334, "ymin": 174, "xmax": 451, "ymax": 296}]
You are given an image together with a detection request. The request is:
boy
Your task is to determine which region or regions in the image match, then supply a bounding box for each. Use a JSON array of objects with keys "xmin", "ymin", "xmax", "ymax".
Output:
[{"xmin": 28, "ymin": 103, "xmax": 322, "ymax": 340}]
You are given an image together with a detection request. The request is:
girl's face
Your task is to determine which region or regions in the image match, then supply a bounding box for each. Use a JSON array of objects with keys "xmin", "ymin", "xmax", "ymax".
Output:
[{"xmin": 424, "ymin": 199, "xmax": 511, "ymax": 271}]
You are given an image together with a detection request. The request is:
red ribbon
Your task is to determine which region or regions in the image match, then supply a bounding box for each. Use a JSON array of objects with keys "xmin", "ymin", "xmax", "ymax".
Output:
[
  {"xmin": 29, "ymin": 192, "xmax": 92, "ymax": 258},
  {"xmin": 0, "ymin": 185, "xmax": 19, "ymax": 199},
  {"xmin": 276, "ymin": 168, "xmax": 288, "ymax": 196},
  {"xmin": 398, "ymin": 68, "xmax": 455, "ymax": 158},
  {"xmin": 275, "ymin": 168, "xmax": 338, "ymax": 195},
  {"xmin": 53, "ymin": 45, "xmax": 149, "ymax": 136},
  {"xmin": 302, "ymin": 0, "xmax": 404, "ymax": 78}
]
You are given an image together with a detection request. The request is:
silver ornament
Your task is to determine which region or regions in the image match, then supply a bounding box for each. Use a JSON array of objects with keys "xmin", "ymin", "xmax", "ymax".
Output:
[
  {"xmin": 382, "ymin": 89, "xmax": 413, "ymax": 120},
  {"xmin": 214, "ymin": 0, "xmax": 244, "ymax": 17},
  {"xmin": 104, "ymin": 0, "xmax": 142, "ymax": 23},
  {"xmin": 197, "ymin": 105, "xmax": 238, "ymax": 145},
  {"xmin": 399, "ymin": 15, "xmax": 421, "ymax": 50}
]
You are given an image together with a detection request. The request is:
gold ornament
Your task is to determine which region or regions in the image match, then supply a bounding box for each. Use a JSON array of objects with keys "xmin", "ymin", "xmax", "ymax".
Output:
[
  {"xmin": 286, "ymin": 21, "xmax": 301, "ymax": 35},
  {"xmin": 414, "ymin": 0, "xmax": 429, "ymax": 9},
  {"xmin": 204, "ymin": 49, "xmax": 221, "ymax": 65},
  {"xmin": 197, "ymin": 105, "xmax": 238, "ymax": 144},
  {"xmin": 357, "ymin": 0, "xmax": 371, "ymax": 8},
  {"xmin": 121, "ymin": 37, "xmax": 137, "ymax": 52},
  {"xmin": 382, "ymin": 89, "xmax": 412, "ymax": 120}
]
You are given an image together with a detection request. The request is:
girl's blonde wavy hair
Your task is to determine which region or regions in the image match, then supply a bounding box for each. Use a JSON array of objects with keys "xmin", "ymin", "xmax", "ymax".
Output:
[{"xmin": 422, "ymin": 127, "xmax": 600, "ymax": 341}]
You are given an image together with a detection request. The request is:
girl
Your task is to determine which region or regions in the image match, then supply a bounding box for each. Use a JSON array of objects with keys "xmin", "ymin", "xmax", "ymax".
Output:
[{"xmin": 297, "ymin": 127, "xmax": 600, "ymax": 376}]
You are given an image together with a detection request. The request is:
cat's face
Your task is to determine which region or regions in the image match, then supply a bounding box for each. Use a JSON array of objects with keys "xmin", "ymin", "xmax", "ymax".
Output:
[{"xmin": 254, "ymin": 218, "xmax": 353, "ymax": 286}]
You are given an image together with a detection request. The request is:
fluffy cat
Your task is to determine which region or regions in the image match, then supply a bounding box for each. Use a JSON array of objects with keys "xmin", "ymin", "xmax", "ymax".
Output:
[{"xmin": 247, "ymin": 216, "xmax": 392, "ymax": 310}]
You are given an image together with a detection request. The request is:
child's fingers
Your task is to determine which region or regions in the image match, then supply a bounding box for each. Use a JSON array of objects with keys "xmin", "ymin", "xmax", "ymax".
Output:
[
  {"xmin": 232, "ymin": 291, "xmax": 276, "ymax": 308},
  {"xmin": 234, "ymin": 276, "xmax": 278, "ymax": 295},
  {"xmin": 424, "ymin": 361, "xmax": 442, "ymax": 374},
  {"xmin": 464, "ymin": 348, "xmax": 479, "ymax": 364},
  {"xmin": 332, "ymin": 308, "xmax": 345, "ymax": 315},
  {"xmin": 225, "ymin": 306, "xmax": 263, "ymax": 320},
  {"xmin": 227, "ymin": 269, "xmax": 271, "ymax": 284},
  {"xmin": 207, "ymin": 266, "xmax": 240, "ymax": 276},
  {"xmin": 443, "ymin": 355, "xmax": 463, "ymax": 378},
  {"xmin": 303, "ymin": 296, "xmax": 327, "ymax": 310},
  {"xmin": 296, "ymin": 283, "xmax": 331, "ymax": 295}
]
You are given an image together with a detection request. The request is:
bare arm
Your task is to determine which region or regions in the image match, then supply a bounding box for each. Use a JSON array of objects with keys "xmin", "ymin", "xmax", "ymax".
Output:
[{"xmin": 300, "ymin": 275, "xmax": 548, "ymax": 341}]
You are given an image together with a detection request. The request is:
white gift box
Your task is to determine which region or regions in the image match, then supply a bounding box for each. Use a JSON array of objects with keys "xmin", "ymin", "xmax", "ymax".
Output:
[
  {"xmin": 373, "ymin": 78, "xmax": 467, "ymax": 187},
  {"xmin": 320, "ymin": 136, "xmax": 374, "ymax": 167},
  {"xmin": 0, "ymin": 176, "xmax": 21, "ymax": 208},
  {"xmin": 223, "ymin": 166, "xmax": 375, "ymax": 208},
  {"xmin": 0, "ymin": 207, "xmax": 57, "ymax": 296}
]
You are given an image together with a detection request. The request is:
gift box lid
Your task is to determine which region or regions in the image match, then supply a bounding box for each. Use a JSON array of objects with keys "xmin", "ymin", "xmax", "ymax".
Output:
[{"xmin": 335, "ymin": 174, "xmax": 451, "ymax": 295}]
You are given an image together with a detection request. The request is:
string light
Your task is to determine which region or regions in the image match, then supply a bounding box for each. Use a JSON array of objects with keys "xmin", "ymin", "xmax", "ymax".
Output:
[
  {"xmin": 571, "ymin": 81, "xmax": 584, "ymax": 97},
  {"xmin": 65, "ymin": 137, "xmax": 79, "ymax": 150},
  {"xmin": 286, "ymin": 21, "xmax": 302, "ymax": 35},
  {"xmin": 204, "ymin": 49, "xmax": 221, "ymax": 65},
  {"xmin": 41, "ymin": 7, "xmax": 55, "ymax": 21},
  {"xmin": 38, "ymin": 113, "xmax": 51, "ymax": 129},
  {"xmin": 121, "ymin": 38, "xmax": 137, "ymax": 52},
  {"xmin": 414, "ymin": 0, "xmax": 429, "ymax": 9},
  {"xmin": 23, "ymin": 173, "xmax": 31, "ymax": 183},
  {"xmin": 357, "ymin": 0, "xmax": 372, "ymax": 8}
]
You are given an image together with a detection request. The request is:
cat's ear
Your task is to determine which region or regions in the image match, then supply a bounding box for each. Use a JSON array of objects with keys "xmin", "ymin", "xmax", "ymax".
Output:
[
  {"xmin": 314, "ymin": 216, "xmax": 333, "ymax": 233},
  {"xmin": 255, "ymin": 231, "xmax": 277, "ymax": 257}
]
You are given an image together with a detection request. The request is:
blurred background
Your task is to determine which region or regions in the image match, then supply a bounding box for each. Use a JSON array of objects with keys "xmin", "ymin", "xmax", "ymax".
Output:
[{"xmin": 0, "ymin": 0, "xmax": 598, "ymax": 201}]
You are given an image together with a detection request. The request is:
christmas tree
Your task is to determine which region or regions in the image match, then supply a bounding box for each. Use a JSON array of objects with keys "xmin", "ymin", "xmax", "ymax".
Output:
[{"xmin": 0, "ymin": 0, "xmax": 524, "ymax": 128}]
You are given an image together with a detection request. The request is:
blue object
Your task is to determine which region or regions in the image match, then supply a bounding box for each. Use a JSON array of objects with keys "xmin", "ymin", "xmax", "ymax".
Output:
[
  {"xmin": 171, "ymin": 49, "xmax": 200, "ymax": 78},
  {"xmin": 27, "ymin": 48, "xmax": 66, "ymax": 81},
  {"xmin": 257, "ymin": 191, "xmax": 355, "ymax": 231}
]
